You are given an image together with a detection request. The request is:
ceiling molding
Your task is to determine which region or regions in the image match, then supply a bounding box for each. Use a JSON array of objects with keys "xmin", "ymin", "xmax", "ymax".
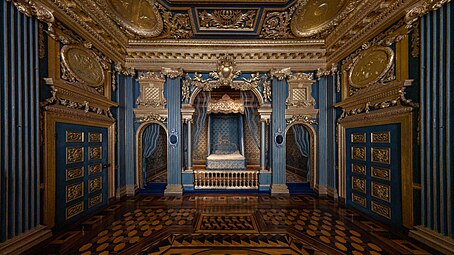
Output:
[
  {"xmin": 325, "ymin": 0, "xmax": 420, "ymax": 65},
  {"xmin": 126, "ymin": 40, "xmax": 326, "ymax": 72}
]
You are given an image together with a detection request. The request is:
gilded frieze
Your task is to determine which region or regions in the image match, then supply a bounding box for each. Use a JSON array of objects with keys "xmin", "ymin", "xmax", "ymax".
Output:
[
  {"xmin": 60, "ymin": 45, "xmax": 105, "ymax": 88},
  {"xmin": 66, "ymin": 202, "xmax": 84, "ymax": 220},
  {"xmin": 89, "ymin": 176, "xmax": 103, "ymax": 193},
  {"xmin": 66, "ymin": 131, "xmax": 84, "ymax": 142},
  {"xmin": 66, "ymin": 182, "xmax": 84, "ymax": 203},
  {"xmin": 352, "ymin": 193, "xmax": 366, "ymax": 207},
  {"xmin": 207, "ymin": 94, "xmax": 244, "ymax": 114},
  {"xmin": 371, "ymin": 201, "xmax": 391, "ymax": 219},
  {"xmin": 372, "ymin": 182, "xmax": 391, "ymax": 202},
  {"xmin": 371, "ymin": 147, "xmax": 390, "ymax": 164},
  {"xmin": 89, "ymin": 147, "xmax": 102, "ymax": 160},
  {"xmin": 352, "ymin": 164, "xmax": 366, "ymax": 175},
  {"xmin": 197, "ymin": 9, "xmax": 258, "ymax": 31},
  {"xmin": 88, "ymin": 193, "xmax": 103, "ymax": 208},
  {"xmin": 66, "ymin": 166, "xmax": 84, "ymax": 181},
  {"xmin": 348, "ymin": 47, "xmax": 394, "ymax": 89},
  {"xmin": 351, "ymin": 133, "xmax": 365, "ymax": 143},
  {"xmin": 89, "ymin": 164, "xmax": 103, "ymax": 175},
  {"xmin": 371, "ymin": 132, "xmax": 390, "ymax": 143},
  {"xmin": 351, "ymin": 146, "xmax": 366, "ymax": 161},
  {"xmin": 352, "ymin": 176, "xmax": 366, "ymax": 193},
  {"xmin": 89, "ymin": 132, "xmax": 102, "ymax": 143},
  {"xmin": 66, "ymin": 147, "xmax": 84, "ymax": 164},
  {"xmin": 371, "ymin": 166, "xmax": 391, "ymax": 181}
]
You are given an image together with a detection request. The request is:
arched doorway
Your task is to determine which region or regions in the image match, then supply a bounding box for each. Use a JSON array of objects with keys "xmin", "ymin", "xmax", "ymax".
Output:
[
  {"xmin": 137, "ymin": 122, "xmax": 168, "ymax": 192},
  {"xmin": 286, "ymin": 123, "xmax": 316, "ymax": 193}
]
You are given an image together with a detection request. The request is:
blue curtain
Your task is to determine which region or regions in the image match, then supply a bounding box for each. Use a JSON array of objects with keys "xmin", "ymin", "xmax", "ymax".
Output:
[
  {"xmin": 193, "ymin": 91, "xmax": 210, "ymax": 150},
  {"xmin": 241, "ymin": 91, "xmax": 260, "ymax": 149},
  {"xmin": 292, "ymin": 125, "xmax": 311, "ymax": 180},
  {"xmin": 142, "ymin": 124, "xmax": 161, "ymax": 184}
]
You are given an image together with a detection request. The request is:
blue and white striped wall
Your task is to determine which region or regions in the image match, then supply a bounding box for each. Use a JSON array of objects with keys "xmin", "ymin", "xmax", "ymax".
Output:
[
  {"xmin": 414, "ymin": 1, "xmax": 454, "ymax": 241},
  {"xmin": 0, "ymin": 0, "xmax": 49, "ymax": 247}
]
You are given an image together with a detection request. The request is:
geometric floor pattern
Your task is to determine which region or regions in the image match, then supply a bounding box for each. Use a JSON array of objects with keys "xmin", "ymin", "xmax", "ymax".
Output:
[{"xmin": 31, "ymin": 195, "xmax": 434, "ymax": 255}]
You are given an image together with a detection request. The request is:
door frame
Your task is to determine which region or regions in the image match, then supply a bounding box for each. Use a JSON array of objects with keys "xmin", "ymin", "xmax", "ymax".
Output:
[{"xmin": 43, "ymin": 110, "xmax": 115, "ymax": 228}]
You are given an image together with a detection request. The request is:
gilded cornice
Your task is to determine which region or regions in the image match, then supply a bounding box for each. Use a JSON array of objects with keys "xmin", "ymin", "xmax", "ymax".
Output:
[
  {"xmin": 405, "ymin": 0, "xmax": 452, "ymax": 27},
  {"xmin": 325, "ymin": 0, "xmax": 420, "ymax": 65},
  {"xmin": 6, "ymin": 0, "xmax": 55, "ymax": 24},
  {"xmin": 41, "ymin": 0, "xmax": 126, "ymax": 63},
  {"xmin": 126, "ymin": 40, "xmax": 325, "ymax": 72}
]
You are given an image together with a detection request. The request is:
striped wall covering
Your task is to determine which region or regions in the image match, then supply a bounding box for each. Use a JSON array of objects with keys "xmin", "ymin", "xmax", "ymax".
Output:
[
  {"xmin": 0, "ymin": 1, "xmax": 41, "ymax": 243},
  {"xmin": 419, "ymin": 1, "xmax": 454, "ymax": 239}
]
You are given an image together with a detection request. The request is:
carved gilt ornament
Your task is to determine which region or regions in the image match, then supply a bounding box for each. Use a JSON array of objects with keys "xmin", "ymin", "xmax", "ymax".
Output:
[
  {"xmin": 197, "ymin": 9, "xmax": 258, "ymax": 31},
  {"xmin": 61, "ymin": 45, "xmax": 105, "ymax": 87},
  {"xmin": 349, "ymin": 47, "xmax": 394, "ymax": 89},
  {"xmin": 207, "ymin": 94, "xmax": 245, "ymax": 115}
]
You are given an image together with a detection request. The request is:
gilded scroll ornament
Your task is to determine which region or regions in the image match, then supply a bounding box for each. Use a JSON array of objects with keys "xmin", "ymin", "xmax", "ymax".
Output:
[
  {"xmin": 104, "ymin": 0, "xmax": 163, "ymax": 37},
  {"xmin": 372, "ymin": 182, "xmax": 391, "ymax": 202},
  {"xmin": 349, "ymin": 47, "xmax": 394, "ymax": 89},
  {"xmin": 66, "ymin": 202, "xmax": 84, "ymax": 219},
  {"xmin": 66, "ymin": 147, "xmax": 84, "ymax": 164},
  {"xmin": 66, "ymin": 131, "xmax": 84, "ymax": 142},
  {"xmin": 351, "ymin": 133, "xmax": 365, "ymax": 143},
  {"xmin": 371, "ymin": 147, "xmax": 390, "ymax": 164},
  {"xmin": 6, "ymin": 0, "xmax": 55, "ymax": 24},
  {"xmin": 162, "ymin": 67, "xmax": 184, "ymax": 79},
  {"xmin": 89, "ymin": 164, "xmax": 102, "ymax": 175},
  {"xmin": 262, "ymin": 80, "xmax": 271, "ymax": 102},
  {"xmin": 89, "ymin": 132, "xmax": 102, "ymax": 143},
  {"xmin": 352, "ymin": 193, "xmax": 366, "ymax": 207},
  {"xmin": 352, "ymin": 146, "xmax": 366, "ymax": 161},
  {"xmin": 290, "ymin": 0, "xmax": 356, "ymax": 38},
  {"xmin": 89, "ymin": 176, "xmax": 103, "ymax": 193},
  {"xmin": 260, "ymin": 5, "xmax": 297, "ymax": 39},
  {"xmin": 198, "ymin": 9, "xmax": 257, "ymax": 30},
  {"xmin": 66, "ymin": 182, "xmax": 84, "ymax": 203},
  {"xmin": 89, "ymin": 193, "xmax": 103, "ymax": 208},
  {"xmin": 286, "ymin": 115, "xmax": 318, "ymax": 125},
  {"xmin": 371, "ymin": 166, "xmax": 390, "ymax": 181},
  {"xmin": 352, "ymin": 164, "xmax": 366, "ymax": 175},
  {"xmin": 66, "ymin": 167, "xmax": 84, "ymax": 181},
  {"xmin": 207, "ymin": 94, "xmax": 244, "ymax": 114},
  {"xmin": 371, "ymin": 132, "xmax": 390, "ymax": 143},
  {"xmin": 155, "ymin": 3, "xmax": 193, "ymax": 39},
  {"xmin": 61, "ymin": 45, "xmax": 105, "ymax": 87},
  {"xmin": 269, "ymin": 67, "xmax": 291, "ymax": 81},
  {"xmin": 138, "ymin": 113, "xmax": 167, "ymax": 123},
  {"xmin": 89, "ymin": 147, "xmax": 102, "ymax": 160},
  {"xmin": 182, "ymin": 76, "xmax": 191, "ymax": 102},
  {"xmin": 352, "ymin": 176, "xmax": 366, "ymax": 193},
  {"xmin": 371, "ymin": 201, "xmax": 391, "ymax": 219}
]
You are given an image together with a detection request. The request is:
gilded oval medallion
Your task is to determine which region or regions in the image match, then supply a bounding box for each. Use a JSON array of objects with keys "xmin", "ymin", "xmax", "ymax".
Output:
[
  {"xmin": 61, "ymin": 45, "xmax": 105, "ymax": 87},
  {"xmin": 349, "ymin": 47, "xmax": 394, "ymax": 88},
  {"xmin": 290, "ymin": 0, "xmax": 349, "ymax": 37},
  {"xmin": 107, "ymin": 0, "xmax": 163, "ymax": 37}
]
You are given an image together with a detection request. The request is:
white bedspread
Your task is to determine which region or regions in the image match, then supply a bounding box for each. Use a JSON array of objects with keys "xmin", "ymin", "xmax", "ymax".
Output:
[{"xmin": 207, "ymin": 153, "xmax": 245, "ymax": 160}]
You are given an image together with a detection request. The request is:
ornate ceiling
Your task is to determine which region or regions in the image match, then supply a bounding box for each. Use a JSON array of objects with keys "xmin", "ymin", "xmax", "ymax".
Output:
[{"xmin": 19, "ymin": 0, "xmax": 423, "ymax": 71}]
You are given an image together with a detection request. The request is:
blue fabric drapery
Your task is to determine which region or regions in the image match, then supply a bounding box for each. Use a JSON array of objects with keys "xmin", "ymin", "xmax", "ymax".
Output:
[
  {"xmin": 241, "ymin": 91, "xmax": 260, "ymax": 149},
  {"xmin": 142, "ymin": 124, "xmax": 161, "ymax": 184},
  {"xmin": 193, "ymin": 91, "xmax": 210, "ymax": 151},
  {"xmin": 292, "ymin": 125, "xmax": 310, "ymax": 180}
]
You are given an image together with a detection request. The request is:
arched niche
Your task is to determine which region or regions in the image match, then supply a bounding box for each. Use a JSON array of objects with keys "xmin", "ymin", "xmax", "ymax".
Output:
[
  {"xmin": 136, "ymin": 121, "xmax": 168, "ymax": 189},
  {"xmin": 285, "ymin": 122, "xmax": 317, "ymax": 190}
]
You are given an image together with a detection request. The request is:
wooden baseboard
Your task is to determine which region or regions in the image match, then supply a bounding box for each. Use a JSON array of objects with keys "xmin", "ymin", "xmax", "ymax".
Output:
[
  {"xmin": 409, "ymin": 226, "xmax": 454, "ymax": 255},
  {"xmin": 0, "ymin": 225, "xmax": 52, "ymax": 255}
]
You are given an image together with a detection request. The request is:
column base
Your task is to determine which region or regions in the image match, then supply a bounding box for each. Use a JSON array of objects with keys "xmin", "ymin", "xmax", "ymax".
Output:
[
  {"xmin": 409, "ymin": 226, "xmax": 454, "ymax": 255},
  {"xmin": 271, "ymin": 184, "xmax": 289, "ymax": 194},
  {"xmin": 164, "ymin": 184, "xmax": 183, "ymax": 196}
]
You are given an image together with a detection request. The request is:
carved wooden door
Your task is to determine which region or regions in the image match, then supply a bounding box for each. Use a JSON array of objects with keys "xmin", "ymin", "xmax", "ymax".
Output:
[
  {"xmin": 55, "ymin": 123, "xmax": 108, "ymax": 227},
  {"xmin": 346, "ymin": 124, "xmax": 402, "ymax": 228}
]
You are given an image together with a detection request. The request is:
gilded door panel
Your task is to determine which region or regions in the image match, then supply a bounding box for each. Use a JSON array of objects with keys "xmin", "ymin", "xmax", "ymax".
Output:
[
  {"xmin": 55, "ymin": 123, "xmax": 108, "ymax": 227},
  {"xmin": 346, "ymin": 124, "xmax": 402, "ymax": 228}
]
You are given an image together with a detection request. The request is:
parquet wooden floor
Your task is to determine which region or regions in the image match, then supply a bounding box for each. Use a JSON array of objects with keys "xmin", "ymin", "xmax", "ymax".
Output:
[{"xmin": 30, "ymin": 195, "xmax": 436, "ymax": 255}]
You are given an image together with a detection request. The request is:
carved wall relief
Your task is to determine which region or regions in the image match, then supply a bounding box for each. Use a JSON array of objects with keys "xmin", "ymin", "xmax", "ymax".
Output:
[
  {"xmin": 285, "ymin": 72, "xmax": 318, "ymax": 119},
  {"xmin": 197, "ymin": 9, "xmax": 258, "ymax": 31}
]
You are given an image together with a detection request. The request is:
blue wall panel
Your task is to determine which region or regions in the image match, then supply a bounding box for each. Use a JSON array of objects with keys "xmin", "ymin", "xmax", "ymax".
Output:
[
  {"xmin": 1, "ymin": 1, "xmax": 40, "ymax": 242},
  {"xmin": 420, "ymin": 2, "xmax": 454, "ymax": 238}
]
